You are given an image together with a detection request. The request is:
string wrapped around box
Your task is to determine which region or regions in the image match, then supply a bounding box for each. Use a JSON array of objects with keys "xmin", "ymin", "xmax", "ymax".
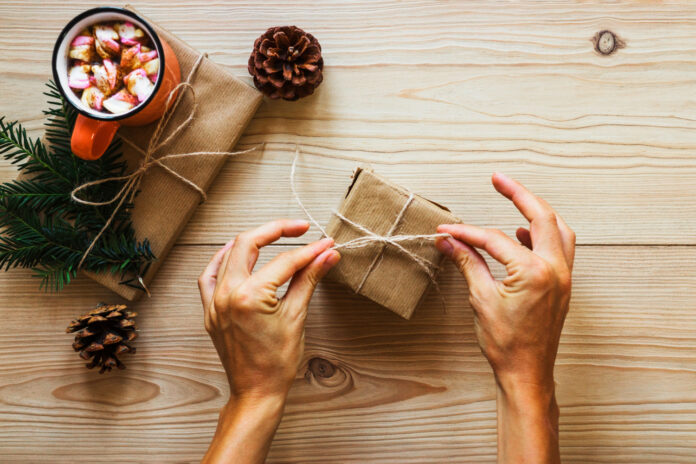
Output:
[{"xmin": 291, "ymin": 148, "xmax": 459, "ymax": 319}]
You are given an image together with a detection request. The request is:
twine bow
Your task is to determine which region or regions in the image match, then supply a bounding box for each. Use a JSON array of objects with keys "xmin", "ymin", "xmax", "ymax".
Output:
[
  {"xmin": 290, "ymin": 148, "xmax": 450, "ymax": 297},
  {"xmin": 71, "ymin": 53, "xmax": 260, "ymax": 274}
]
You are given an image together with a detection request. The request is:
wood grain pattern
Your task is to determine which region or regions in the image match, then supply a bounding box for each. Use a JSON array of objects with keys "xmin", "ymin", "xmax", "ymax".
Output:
[
  {"xmin": 2, "ymin": 2, "xmax": 696, "ymax": 244},
  {"xmin": 0, "ymin": 245, "xmax": 694, "ymax": 463},
  {"xmin": 1, "ymin": 1, "xmax": 695, "ymax": 462}
]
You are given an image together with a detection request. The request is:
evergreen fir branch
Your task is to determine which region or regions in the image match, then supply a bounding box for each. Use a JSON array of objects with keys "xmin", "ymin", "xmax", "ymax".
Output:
[
  {"xmin": 0, "ymin": 179, "xmax": 69, "ymax": 214},
  {"xmin": 0, "ymin": 117, "xmax": 72, "ymax": 186},
  {"xmin": 0, "ymin": 81, "xmax": 156, "ymax": 292},
  {"xmin": 0, "ymin": 200, "xmax": 154, "ymax": 291},
  {"xmin": 0, "ymin": 202, "xmax": 79, "ymax": 270}
]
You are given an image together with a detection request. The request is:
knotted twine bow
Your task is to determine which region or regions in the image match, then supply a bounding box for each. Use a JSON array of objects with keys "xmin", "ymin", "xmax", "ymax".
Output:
[
  {"xmin": 290, "ymin": 148, "xmax": 451, "ymax": 298},
  {"xmin": 71, "ymin": 53, "xmax": 260, "ymax": 284}
]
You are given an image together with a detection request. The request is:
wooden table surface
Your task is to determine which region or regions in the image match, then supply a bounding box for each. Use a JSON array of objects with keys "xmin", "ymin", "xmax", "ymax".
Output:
[{"xmin": 1, "ymin": 1, "xmax": 695, "ymax": 462}]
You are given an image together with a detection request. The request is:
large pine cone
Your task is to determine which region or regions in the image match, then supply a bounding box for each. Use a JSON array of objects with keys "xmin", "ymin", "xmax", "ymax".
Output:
[
  {"xmin": 66, "ymin": 304, "xmax": 137, "ymax": 374},
  {"xmin": 248, "ymin": 26, "xmax": 323, "ymax": 101}
]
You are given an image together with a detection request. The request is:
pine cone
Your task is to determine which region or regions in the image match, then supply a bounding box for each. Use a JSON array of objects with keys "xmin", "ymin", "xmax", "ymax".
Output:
[
  {"xmin": 66, "ymin": 303, "xmax": 137, "ymax": 374},
  {"xmin": 248, "ymin": 26, "xmax": 323, "ymax": 101}
]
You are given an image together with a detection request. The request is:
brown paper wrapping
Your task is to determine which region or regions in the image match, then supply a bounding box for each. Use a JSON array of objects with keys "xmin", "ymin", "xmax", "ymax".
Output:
[
  {"xmin": 85, "ymin": 7, "xmax": 262, "ymax": 300},
  {"xmin": 325, "ymin": 168, "xmax": 460, "ymax": 319}
]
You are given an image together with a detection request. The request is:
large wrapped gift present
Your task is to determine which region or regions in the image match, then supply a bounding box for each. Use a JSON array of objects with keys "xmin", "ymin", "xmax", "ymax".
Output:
[{"xmin": 86, "ymin": 7, "xmax": 262, "ymax": 300}]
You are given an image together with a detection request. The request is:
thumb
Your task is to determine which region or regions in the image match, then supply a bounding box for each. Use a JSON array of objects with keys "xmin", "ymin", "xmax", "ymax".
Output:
[
  {"xmin": 283, "ymin": 249, "xmax": 341, "ymax": 317},
  {"xmin": 436, "ymin": 236, "xmax": 495, "ymax": 294}
]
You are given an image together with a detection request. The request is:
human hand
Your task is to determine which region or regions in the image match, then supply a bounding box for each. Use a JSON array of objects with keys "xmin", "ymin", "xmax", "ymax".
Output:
[
  {"xmin": 198, "ymin": 220, "xmax": 340, "ymax": 464},
  {"xmin": 198, "ymin": 219, "xmax": 341, "ymax": 402},
  {"xmin": 436, "ymin": 173, "xmax": 574, "ymax": 391},
  {"xmin": 436, "ymin": 173, "xmax": 574, "ymax": 463}
]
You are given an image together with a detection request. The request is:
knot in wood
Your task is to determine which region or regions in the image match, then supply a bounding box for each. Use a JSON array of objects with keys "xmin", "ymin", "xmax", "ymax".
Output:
[
  {"xmin": 596, "ymin": 30, "xmax": 617, "ymax": 55},
  {"xmin": 308, "ymin": 357, "xmax": 336, "ymax": 378}
]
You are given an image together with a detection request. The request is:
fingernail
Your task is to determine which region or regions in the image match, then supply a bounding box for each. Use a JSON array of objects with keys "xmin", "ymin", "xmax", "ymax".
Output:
[
  {"xmin": 435, "ymin": 237, "xmax": 453, "ymax": 256},
  {"xmin": 318, "ymin": 237, "xmax": 334, "ymax": 248},
  {"xmin": 321, "ymin": 250, "xmax": 341, "ymax": 271},
  {"xmin": 493, "ymin": 172, "xmax": 510, "ymax": 181},
  {"xmin": 292, "ymin": 219, "xmax": 310, "ymax": 227}
]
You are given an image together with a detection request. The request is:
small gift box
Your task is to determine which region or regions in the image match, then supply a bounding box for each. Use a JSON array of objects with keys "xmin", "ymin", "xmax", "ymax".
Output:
[
  {"xmin": 85, "ymin": 7, "xmax": 262, "ymax": 300},
  {"xmin": 325, "ymin": 168, "xmax": 460, "ymax": 319}
]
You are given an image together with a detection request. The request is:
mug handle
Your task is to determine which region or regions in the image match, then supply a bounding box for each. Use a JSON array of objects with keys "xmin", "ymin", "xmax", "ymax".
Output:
[{"xmin": 71, "ymin": 114, "xmax": 120, "ymax": 161}]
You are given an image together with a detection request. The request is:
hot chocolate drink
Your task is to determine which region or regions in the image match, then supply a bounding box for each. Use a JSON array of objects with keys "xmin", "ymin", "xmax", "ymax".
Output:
[{"xmin": 67, "ymin": 20, "xmax": 159, "ymax": 114}]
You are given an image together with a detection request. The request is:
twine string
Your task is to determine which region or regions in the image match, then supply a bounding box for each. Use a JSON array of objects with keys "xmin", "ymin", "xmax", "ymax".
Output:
[
  {"xmin": 289, "ymin": 149, "xmax": 327, "ymax": 237},
  {"xmin": 290, "ymin": 148, "xmax": 450, "ymax": 297},
  {"xmin": 71, "ymin": 53, "xmax": 261, "ymax": 276},
  {"xmin": 351, "ymin": 193, "xmax": 413, "ymax": 292}
]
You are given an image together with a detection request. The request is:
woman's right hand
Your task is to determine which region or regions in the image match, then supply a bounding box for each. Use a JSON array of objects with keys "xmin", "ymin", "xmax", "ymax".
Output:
[{"xmin": 436, "ymin": 172, "xmax": 575, "ymax": 464}]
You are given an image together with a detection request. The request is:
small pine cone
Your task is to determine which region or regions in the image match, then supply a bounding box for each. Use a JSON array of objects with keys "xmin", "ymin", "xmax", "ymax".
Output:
[
  {"xmin": 248, "ymin": 26, "xmax": 323, "ymax": 101},
  {"xmin": 66, "ymin": 303, "xmax": 137, "ymax": 374}
]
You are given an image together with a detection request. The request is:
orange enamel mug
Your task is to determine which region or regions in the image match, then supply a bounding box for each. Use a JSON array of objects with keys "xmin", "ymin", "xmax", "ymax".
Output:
[{"xmin": 52, "ymin": 7, "xmax": 181, "ymax": 161}]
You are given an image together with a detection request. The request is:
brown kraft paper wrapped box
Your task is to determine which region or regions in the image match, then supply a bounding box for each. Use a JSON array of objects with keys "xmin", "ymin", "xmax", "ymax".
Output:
[
  {"xmin": 84, "ymin": 7, "xmax": 262, "ymax": 300},
  {"xmin": 325, "ymin": 168, "xmax": 460, "ymax": 319}
]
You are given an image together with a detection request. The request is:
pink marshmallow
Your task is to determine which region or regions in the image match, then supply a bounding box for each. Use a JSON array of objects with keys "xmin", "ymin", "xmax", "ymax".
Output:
[
  {"xmin": 103, "ymin": 59, "xmax": 118, "ymax": 89},
  {"xmin": 68, "ymin": 65, "xmax": 91, "ymax": 89},
  {"xmin": 138, "ymin": 50, "xmax": 158, "ymax": 62},
  {"xmin": 71, "ymin": 35, "xmax": 94, "ymax": 47}
]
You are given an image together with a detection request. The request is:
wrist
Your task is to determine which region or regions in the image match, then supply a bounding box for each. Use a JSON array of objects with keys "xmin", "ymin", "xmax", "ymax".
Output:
[
  {"xmin": 496, "ymin": 374, "xmax": 557, "ymax": 417},
  {"xmin": 221, "ymin": 392, "xmax": 286, "ymax": 425},
  {"xmin": 495, "ymin": 371, "xmax": 559, "ymax": 430},
  {"xmin": 496, "ymin": 371, "xmax": 555, "ymax": 401},
  {"xmin": 495, "ymin": 374, "xmax": 560, "ymax": 463},
  {"xmin": 203, "ymin": 394, "xmax": 286, "ymax": 464}
]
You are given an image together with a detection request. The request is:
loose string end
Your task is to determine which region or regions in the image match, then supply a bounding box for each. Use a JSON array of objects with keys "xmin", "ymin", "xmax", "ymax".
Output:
[{"xmin": 291, "ymin": 146, "xmax": 328, "ymax": 237}]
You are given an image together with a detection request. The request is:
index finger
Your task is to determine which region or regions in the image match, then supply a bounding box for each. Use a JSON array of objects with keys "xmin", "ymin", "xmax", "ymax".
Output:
[
  {"xmin": 221, "ymin": 219, "xmax": 311, "ymax": 288},
  {"xmin": 491, "ymin": 172, "xmax": 566, "ymax": 266},
  {"xmin": 252, "ymin": 238, "xmax": 334, "ymax": 289},
  {"xmin": 438, "ymin": 223, "xmax": 531, "ymax": 268}
]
